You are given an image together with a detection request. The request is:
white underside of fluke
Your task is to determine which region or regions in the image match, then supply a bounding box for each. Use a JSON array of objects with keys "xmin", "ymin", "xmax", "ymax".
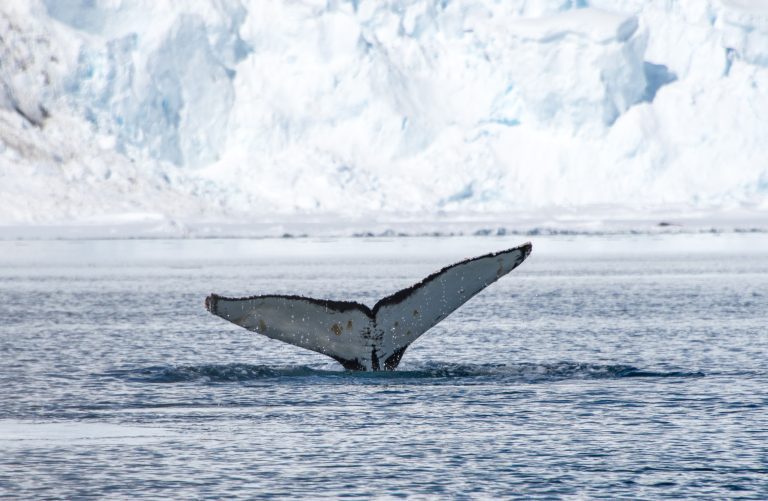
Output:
[{"xmin": 205, "ymin": 242, "xmax": 532, "ymax": 370}]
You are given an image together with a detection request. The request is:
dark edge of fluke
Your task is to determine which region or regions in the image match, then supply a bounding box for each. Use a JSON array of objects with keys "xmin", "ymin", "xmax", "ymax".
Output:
[
  {"xmin": 371, "ymin": 241, "xmax": 532, "ymax": 315},
  {"xmin": 204, "ymin": 241, "xmax": 532, "ymax": 318},
  {"xmin": 206, "ymin": 293, "xmax": 373, "ymax": 318}
]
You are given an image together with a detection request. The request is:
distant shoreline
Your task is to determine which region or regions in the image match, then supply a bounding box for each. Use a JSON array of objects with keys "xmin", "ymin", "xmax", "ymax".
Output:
[{"xmin": 1, "ymin": 210, "xmax": 766, "ymax": 240}]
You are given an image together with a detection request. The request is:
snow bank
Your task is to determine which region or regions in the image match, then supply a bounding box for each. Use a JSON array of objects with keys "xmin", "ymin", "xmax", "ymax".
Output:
[{"xmin": 0, "ymin": 0, "xmax": 766, "ymax": 234}]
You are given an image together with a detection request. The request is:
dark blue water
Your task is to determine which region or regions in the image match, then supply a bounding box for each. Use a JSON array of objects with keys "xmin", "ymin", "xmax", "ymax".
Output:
[{"xmin": 1, "ymin": 235, "xmax": 767, "ymax": 498}]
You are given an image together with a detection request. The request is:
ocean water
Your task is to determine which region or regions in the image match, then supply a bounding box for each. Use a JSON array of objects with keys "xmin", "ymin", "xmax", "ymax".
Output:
[{"xmin": 1, "ymin": 234, "xmax": 766, "ymax": 499}]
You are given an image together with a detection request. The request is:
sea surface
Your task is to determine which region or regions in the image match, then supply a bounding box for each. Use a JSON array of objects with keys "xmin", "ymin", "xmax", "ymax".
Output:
[{"xmin": 1, "ymin": 234, "xmax": 767, "ymax": 499}]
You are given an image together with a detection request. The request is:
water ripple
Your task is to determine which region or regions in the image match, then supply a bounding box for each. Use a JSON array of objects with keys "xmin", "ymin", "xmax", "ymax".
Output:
[{"xmin": 102, "ymin": 361, "xmax": 705, "ymax": 384}]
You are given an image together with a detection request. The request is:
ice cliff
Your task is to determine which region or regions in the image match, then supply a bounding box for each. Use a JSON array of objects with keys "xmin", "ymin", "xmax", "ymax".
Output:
[{"xmin": 0, "ymin": 0, "xmax": 766, "ymax": 232}]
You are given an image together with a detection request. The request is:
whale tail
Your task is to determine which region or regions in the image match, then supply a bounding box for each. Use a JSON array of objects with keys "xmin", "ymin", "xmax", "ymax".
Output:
[{"xmin": 206, "ymin": 242, "xmax": 532, "ymax": 371}]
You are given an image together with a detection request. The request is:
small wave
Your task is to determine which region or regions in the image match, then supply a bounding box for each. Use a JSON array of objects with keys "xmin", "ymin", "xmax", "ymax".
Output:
[
  {"xmin": 396, "ymin": 362, "xmax": 704, "ymax": 381},
  {"xmin": 103, "ymin": 364, "xmax": 330, "ymax": 383},
  {"xmin": 103, "ymin": 361, "xmax": 704, "ymax": 384},
  {"xmin": 613, "ymin": 368, "xmax": 706, "ymax": 378}
]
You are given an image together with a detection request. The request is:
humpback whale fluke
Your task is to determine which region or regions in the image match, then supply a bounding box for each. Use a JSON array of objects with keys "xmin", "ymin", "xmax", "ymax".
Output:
[{"xmin": 205, "ymin": 242, "xmax": 532, "ymax": 371}]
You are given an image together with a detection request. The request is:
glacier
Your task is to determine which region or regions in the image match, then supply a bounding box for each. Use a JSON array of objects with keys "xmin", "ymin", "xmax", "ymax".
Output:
[{"xmin": 0, "ymin": 0, "xmax": 766, "ymax": 236}]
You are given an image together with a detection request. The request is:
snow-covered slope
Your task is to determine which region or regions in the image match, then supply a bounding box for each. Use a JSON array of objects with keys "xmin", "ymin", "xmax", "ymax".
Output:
[{"xmin": 1, "ymin": 0, "xmax": 766, "ymax": 235}]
